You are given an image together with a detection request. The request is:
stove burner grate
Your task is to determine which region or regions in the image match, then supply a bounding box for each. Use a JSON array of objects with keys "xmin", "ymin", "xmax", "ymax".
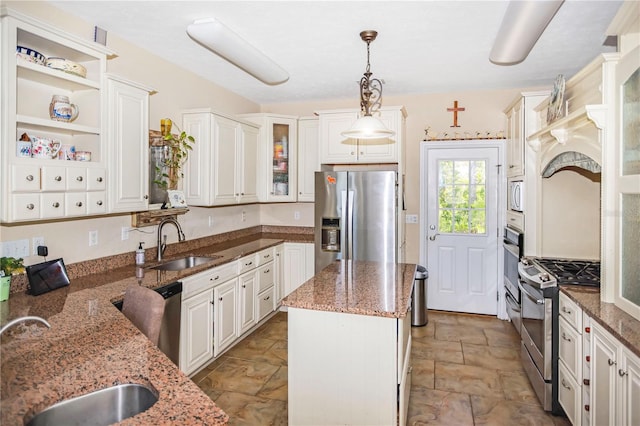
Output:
[{"xmin": 534, "ymin": 258, "xmax": 600, "ymax": 287}]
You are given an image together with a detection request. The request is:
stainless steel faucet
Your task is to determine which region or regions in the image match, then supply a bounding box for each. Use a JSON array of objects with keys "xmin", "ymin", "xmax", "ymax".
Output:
[
  {"xmin": 157, "ymin": 217, "xmax": 186, "ymax": 261},
  {"xmin": 0, "ymin": 316, "xmax": 51, "ymax": 336}
]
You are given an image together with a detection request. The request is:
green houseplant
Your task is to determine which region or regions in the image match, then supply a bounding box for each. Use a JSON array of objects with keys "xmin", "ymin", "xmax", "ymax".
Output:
[
  {"xmin": 153, "ymin": 121, "xmax": 195, "ymax": 192},
  {"xmin": 0, "ymin": 257, "xmax": 24, "ymax": 301}
]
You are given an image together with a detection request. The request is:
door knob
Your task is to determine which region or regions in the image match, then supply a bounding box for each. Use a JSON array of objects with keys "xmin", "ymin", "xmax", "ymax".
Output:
[{"xmin": 429, "ymin": 233, "xmax": 440, "ymax": 241}]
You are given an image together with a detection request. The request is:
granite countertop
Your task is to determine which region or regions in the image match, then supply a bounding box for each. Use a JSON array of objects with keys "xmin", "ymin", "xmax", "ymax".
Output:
[
  {"xmin": 0, "ymin": 231, "xmax": 310, "ymax": 425},
  {"xmin": 282, "ymin": 260, "xmax": 417, "ymax": 318},
  {"xmin": 560, "ymin": 286, "xmax": 640, "ymax": 358}
]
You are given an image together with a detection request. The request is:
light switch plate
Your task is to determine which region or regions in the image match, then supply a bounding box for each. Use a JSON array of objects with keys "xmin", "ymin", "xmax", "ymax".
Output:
[{"xmin": 406, "ymin": 214, "xmax": 418, "ymax": 224}]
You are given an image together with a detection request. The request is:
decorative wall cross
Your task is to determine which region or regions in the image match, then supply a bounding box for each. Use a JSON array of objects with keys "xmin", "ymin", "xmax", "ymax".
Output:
[{"xmin": 447, "ymin": 100, "xmax": 465, "ymax": 128}]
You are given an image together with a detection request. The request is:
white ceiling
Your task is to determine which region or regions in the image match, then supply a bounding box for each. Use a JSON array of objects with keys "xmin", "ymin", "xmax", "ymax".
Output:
[{"xmin": 48, "ymin": 0, "xmax": 623, "ymax": 105}]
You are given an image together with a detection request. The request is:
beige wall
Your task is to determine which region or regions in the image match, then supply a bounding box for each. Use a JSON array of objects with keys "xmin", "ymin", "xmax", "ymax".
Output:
[{"xmin": 1, "ymin": 2, "xmax": 549, "ymax": 267}]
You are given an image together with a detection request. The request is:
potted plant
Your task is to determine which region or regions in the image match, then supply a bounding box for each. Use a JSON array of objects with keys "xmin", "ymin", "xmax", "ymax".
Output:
[
  {"xmin": 153, "ymin": 120, "xmax": 195, "ymax": 193},
  {"xmin": 0, "ymin": 257, "xmax": 24, "ymax": 301}
]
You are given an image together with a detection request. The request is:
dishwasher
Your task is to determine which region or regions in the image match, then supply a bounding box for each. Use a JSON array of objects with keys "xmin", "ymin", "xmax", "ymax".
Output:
[{"xmin": 113, "ymin": 281, "xmax": 182, "ymax": 366}]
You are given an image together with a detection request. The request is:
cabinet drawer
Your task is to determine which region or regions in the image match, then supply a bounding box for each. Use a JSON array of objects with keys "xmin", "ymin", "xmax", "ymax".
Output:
[
  {"xmin": 87, "ymin": 168, "xmax": 106, "ymax": 191},
  {"xmin": 65, "ymin": 192, "xmax": 87, "ymax": 216},
  {"xmin": 506, "ymin": 210, "xmax": 524, "ymax": 231},
  {"xmin": 11, "ymin": 194, "xmax": 40, "ymax": 220},
  {"xmin": 559, "ymin": 293, "xmax": 582, "ymax": 330},
  {"xmin": 558, "ymin": 361, "xmax": 581, "ymax": 426},
  {"xmin": 257, "ymin": 247, "xmax": 275, "ymax": 266},
  {"xmin": 87, "ymin": 192, "xmax": 106, "ymax": 214},
  {"xmin": 238, "ymin": 253, "xmax": 258, "ymax": 274},
  {"xmin": 256, "ymin": 287, "xmax": 275, "ymax": 322},
  {"xmin": 12, "ymin": 165, "xmax": 40, "ymax": 191},
  {"xmin": 182, "ymin": 261, "xmax": 238, "ymax": 299},
  {"xmin": 559, "ymin": 316, "xmax": 582, "ymax": 380},
  {"xmin": 258, "ymin": 262, "xmax": 274, "ymax": 293},
  {"xmin": 41, "ymin": 166, "xmax": 66, "ymax": 191},
  {"xmin": 66, "ymin": 168, "xmax": 87, "ymax": 191},
  {"xmin": 40, "ymin": 193, "xmax": 65, "ymax": 218}
]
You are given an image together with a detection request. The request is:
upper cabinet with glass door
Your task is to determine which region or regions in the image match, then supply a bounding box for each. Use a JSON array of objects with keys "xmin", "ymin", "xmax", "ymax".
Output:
[
  {"xmin": 0, "ymin": 10, "xmax": 114, "ymax": 222},
  {"xmin": 238, "ymin": 114, "xmax": 298, "ymax": 202}
]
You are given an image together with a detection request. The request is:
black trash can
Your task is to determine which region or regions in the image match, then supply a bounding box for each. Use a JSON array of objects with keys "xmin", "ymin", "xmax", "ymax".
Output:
[{"xmin": 411, "ymin": 265, "xmax": 429, "ymax": 326}]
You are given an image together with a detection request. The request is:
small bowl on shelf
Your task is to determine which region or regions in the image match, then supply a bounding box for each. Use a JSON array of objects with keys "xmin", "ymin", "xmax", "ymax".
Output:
[
  {"xmin": 45, "ymin": 57, "xmax": 87, "ymax": 78},
  {"xmin": 16, "ymin": 46, "xmax": 45, "ymax": 66}
]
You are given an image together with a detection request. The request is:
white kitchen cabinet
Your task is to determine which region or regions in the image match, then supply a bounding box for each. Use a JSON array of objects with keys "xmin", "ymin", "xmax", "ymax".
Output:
[
  {"xmin": 297, "ymin": 116, "xmax": 319, "ymax": 202},
  {"xmin": 288, "ymin": 308, "xmax": 411, "ymax": 425},
  {"xmin": 237, "ymin": 270, "xmax": 257, "ymax": 335},
  {"xmin": 283, "ymin": 242, "xmax": 314, "ymax": 297},
  {"xmin": 275, "ymin": 243, "xmax": 284, "ymax": 304},
  {"xmin": 558, "ymin": 293, "xmax": 585, "ymax": 426},
  {"xmin": 505, "ymin": 98, "xmax": 524, "ymax": 177},
  {"xmin": 591, "ymin": 320, "xmax": 640, "ymax": 426},
  {"xmin": 238, "ymin": 113, "xmax": 298, "ymax": 202},
  {"xmin": 256, "ymin": 262, "xmax": 275, "ymax": 322},
  {"xmin": 0, "ymin": 10, "xmax": 113, "ymax": 222},
  {"xmin": 317, "ymin": 106, "xmax": 406, "ymax": 164},
  {"xmin": 105, "ymin": 74, "xmax": 154, "ymax": 212},
  {"xmin": 181, "ymin": 285, "xmax": 214, "ymax": 375},
  {"xmin": 213, "ymin": 278, "xmax": 238, "ymax": 357},
  {"xmin": 181, "ymin": 109, "xmax": 259, "ymax": 206}
]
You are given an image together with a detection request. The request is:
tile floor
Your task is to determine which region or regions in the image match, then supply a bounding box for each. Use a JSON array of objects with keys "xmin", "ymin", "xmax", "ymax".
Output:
[{"xmin": 192, "ymin": 310, "xmax": 571, "ymax": 425}]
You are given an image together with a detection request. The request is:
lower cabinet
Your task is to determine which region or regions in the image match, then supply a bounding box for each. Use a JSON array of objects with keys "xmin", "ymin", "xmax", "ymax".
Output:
[
  {"xmin": 591, "ymin": 321, "xmax": 640, "ymax": 426},
  {"xmin": 283, "ymin": 242, "xmax": 314, "ymax": 297},
  {"xmin": 180, "ymin": 245, "xmax": 282, "ymax": 375}
]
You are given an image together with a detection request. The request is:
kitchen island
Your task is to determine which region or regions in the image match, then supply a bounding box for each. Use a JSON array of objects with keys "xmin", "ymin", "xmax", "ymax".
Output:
[{"xmin": 282, "ymin": 260, "xmax": 417, "ymax": 426}]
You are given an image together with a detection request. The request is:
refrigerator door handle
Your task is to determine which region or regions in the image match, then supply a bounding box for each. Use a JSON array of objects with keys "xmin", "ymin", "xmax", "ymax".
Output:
[
  {"xmin": 341, "ymin": 190, "xmax": 348, "ymax": 259},
  {"xmin": 347, "ymin": 190, "xmax": 354, "ymax": 260}
]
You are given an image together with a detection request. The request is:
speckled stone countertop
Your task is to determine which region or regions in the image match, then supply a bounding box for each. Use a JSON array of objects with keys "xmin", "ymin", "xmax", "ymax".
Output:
[
  {"xmin": 282, "ymin": 260, "xmax": 417, "ymax": 318},
  {"xmin": 0, "ymin": 228, "xmax": 312, "ymax": 425},
  {"xmin": 561, "ymin": 286, "xmax": 640, "ymax": 358}
]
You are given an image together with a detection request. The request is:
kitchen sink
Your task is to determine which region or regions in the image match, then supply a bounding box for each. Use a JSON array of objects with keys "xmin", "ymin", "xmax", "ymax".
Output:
[
  {"xmin": 148, "ymin": 255, "xmax": 220, "ymax": 271},
  {"xmin": 26, "ymin": 383, "xmax": 158, "ymax": 426}
]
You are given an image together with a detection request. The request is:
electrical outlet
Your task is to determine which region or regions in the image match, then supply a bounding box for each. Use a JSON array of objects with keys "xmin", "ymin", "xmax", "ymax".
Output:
[
  {"xmin": 406, "ymin": 214, "xmax": 418, "ymax": 224},
  {"xmin": 294, "ymin": 211, "xmax": 300, "ymax": 220},
  {"xmin": 241, "ymin": 211, "xmax": 246, "ymax": 222},
  {"xmin": 121, "ymin": 226, "xmax": 129, "ymax": 241},
  {"xmin": 208, "ymin": 216, "xmax": 214, "ymax": 227},
  {"xmin": 32, "ymin": 237, "xmax": 45, "ymax": 255},
  {"xmin": 14, "ymin": 239, "xmax": 29, "ymax": 258},
  {"xmin": 89, "ymin": 230, "xmax": 98, "ymax": 246}
]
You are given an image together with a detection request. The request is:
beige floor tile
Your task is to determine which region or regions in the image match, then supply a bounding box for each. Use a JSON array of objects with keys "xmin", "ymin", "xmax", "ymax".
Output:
[
  {"xmin": 411, "ymin": 321, "xmax": 435, "ymax": 339},
  {"xmin": 199, "ymin": 358, "xmax": 280, "ymax": 395},
  {"xmin": 190, "ymin": 355, "xmax": 229, "ymax": 385},
  {"xmin": 408, "ymin": 387, "xmax": 473, "ymax": 426},
  {"xmin": 257, "ymin": 366, "xmax": 288, "ymax": 401},
  {"xmin": 436, "ymin": 322, "xmax": 488, "ymax": 345},
  {"xmin": 428, "ymin": 310, "xmax": 461, "ymax": 324},
  {"xmin": 484, "ymin": 327, "xmax": 521, "ymax": 348},
  {"xmin": 470, "ymin": 394, "xmax": 568, "ymax": 426},
  {"xmin": 435, "ymin": 361, "xmax": 503, "ymax": 397},
  {"xmin": 215, "ymin": 391, "xmax": 287, "ymax": 426},
  {"xmin": 499, "ymin": 370, "xmax": 540, "ymax": 405},
  {"xmin": 462, "ymin": 342, "xmax": 523, "ymax": 371},
  {"xmin": 455, "ymin": 313, "xmax": 508, "ymax": 330},
  {"xmin": 412, "ymin": 338, "xmax": 464, "ymax": 364},
  {"xmin": 410, "ymin": 357, "xmax": 435, "ymax": 389},
  {"xmin": 264, "ymin": 339, "xmax": 287, "ymax": 366},
  {"xmin": 256, "ymin": 320, "xmax": 288, "ymax": 341},
  {"xmin": 225, "ymin": 336, "xmax": 287, "ymax": 366}
]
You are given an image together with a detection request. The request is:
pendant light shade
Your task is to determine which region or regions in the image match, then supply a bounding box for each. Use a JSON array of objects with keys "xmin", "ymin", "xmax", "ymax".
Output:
[
  {"xmin": 341, "ymin": 30, "xmax": 395, "ymax": 140},
  {"xmin": 187, "ymin": 18, "xmax": 289, "ymax": 85}
]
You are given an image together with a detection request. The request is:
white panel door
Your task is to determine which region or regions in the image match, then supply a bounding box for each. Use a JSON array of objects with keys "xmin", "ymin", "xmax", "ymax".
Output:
[{"xmin": 425, "ymin": 146, "xmax": 499, "ymax": 315}]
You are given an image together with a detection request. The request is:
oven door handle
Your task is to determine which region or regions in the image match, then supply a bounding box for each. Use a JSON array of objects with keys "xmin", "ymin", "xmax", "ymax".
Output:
[
  {"xmin": 503, "ymin": 242, "xmax": 519, "ymax": 258},
  {"xmin": 518, "ymin": 281, "xmax": 545, "ymax": 305},
  {"xmin": 505, "ymin": 291, "xmax": 521, "ymax": 312}
]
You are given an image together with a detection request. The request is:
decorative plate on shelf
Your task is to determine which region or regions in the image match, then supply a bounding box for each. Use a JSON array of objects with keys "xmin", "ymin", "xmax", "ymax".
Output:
[{"xmin": 547, "ymin": 74, "xmax": 565, "ymax": 124}]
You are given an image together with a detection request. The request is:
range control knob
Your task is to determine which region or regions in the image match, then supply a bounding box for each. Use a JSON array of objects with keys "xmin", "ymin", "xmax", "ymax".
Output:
[{"xmin": 539, "ymin": 272, "xmax": 550, "ymax": 282}]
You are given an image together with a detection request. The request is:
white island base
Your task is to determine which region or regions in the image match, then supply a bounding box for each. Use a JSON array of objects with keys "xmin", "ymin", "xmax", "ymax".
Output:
[{"xmin": 288, "ymin": 307, "xmax": 412, "ymax": 426}]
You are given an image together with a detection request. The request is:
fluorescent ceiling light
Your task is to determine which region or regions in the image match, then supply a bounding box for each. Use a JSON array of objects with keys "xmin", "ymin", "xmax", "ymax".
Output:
[
  {"xmin": 490, "ymin": 0, "xmax": 564, "ymax": 65},
  {"xmin": 187, "ymin": 18, "xmax": 289, "ymax": 85}
]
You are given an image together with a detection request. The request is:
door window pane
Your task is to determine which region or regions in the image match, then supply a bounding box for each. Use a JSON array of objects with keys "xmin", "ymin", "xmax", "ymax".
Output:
[
  {"xmin": 622, "ymin": 67, "xmax": 640, "ymax": 176},
  {"xmin": 437, "ymin": 159, "xmax": 487, "ymax": 234},
  {"xmin": 621, "ymin": 194, "xmax": 640, "ymax": 306}
]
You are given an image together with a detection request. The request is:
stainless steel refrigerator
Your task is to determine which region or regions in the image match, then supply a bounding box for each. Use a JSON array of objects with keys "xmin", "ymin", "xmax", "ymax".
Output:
[{"xmin": 315, "ymin": 170, "xmax": 398, "ymax": 273}]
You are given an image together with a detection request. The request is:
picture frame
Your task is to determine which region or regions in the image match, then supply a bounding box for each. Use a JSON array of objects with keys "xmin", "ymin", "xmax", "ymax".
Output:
[{"xmin": 167, "ymin": 190, "xmax": 187, "ymax": 208}]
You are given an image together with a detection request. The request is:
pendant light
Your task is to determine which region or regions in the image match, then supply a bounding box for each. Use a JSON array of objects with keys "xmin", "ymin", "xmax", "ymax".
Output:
[{"xmin": 341, "ymin": 30, "xmax": 395, "ymax": 140}]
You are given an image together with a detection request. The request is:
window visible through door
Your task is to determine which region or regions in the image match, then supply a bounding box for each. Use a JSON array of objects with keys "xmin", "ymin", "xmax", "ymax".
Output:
[{"xmin": 437, "ymin": 160, "xmax": 486, "ymax": 235}]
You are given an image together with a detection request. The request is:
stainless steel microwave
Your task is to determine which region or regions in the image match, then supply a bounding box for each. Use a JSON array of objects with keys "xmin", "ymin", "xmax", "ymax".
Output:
[{"xmin": 509, "ymin": 180, "xmax": 524, "ymax": 212}]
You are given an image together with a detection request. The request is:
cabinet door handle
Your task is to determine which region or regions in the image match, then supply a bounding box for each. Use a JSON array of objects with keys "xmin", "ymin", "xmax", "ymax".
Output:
[
  {"xmin": 561, "ymin": 306, "xmax": 571, "ymax": 314},
  {"xmin": 264, "ymin": 269, "xmax": 270, "ymax": 273},
  {"xmin": 96, "ymin": 200, "xmax": 103, "ymax": 206},
  {"xmin": 241, "ymin": 192, "xmax": 244, "ymax": 195},
  {"xmin": 26, "ymin": 203, "xmax": 35, "ymax": 210},
  {"xmin": 619, "ymin": 369, "xmax": 627, "ymax": 377},
  {"xmin": 54, "ymin": 175, "xmax": 62, "ymax": 181},
  {"xmin": 210, "ymin": 301, "xmax": 214, "ymax": 305},
  {"xmin": 585, "ymin": 327, "xmax": 590, "ymax": 333},
  {"xmin": 561, "ymin": 332, "xmax": 572, "ymax": 342},
  {"xmin": 586, "ymin": 355, "xmax": 590, "ymax": 362},
  {"xmin": 264, "ymin": 296, "xmax": 270, "ymax": 300},
  {"xmin": 52, "ymin": 202, "xmax": 60, "ymax": 208},
  {"xmin": 76, "ymin": 176, "xmax": 83, "ymax": 182},
  {"xmin": 299, "ymin": 192, "xmax": 302, "ymax": 195},
  {"xmin": 583, "ymin": 378, "xmax": 590, "ymax": 386},
  {"xmin": 608, "ymin": 359, "xmax": 616, "ymax": 366},
  {"xmin": 211, "ymin": 275, "xmax": 220, "ymax": 281},
  {"xmin": 561, "ymin": 379, "xmax": 571, "ymax": 390},
  {"xmin": 97, "ymin": 177, "xmax": 103, "ymax": 183},
  {"xmin": 245, "ymin": 261, "xmax": 253, "ymax": 266},
  {"xmin": 264, "ymin": 254, "xmax": 270, "ymax": 259},
  {"xmin": 26, "ymin": 174, "xmax": 34, "ymax": 181},
  {"xmin": 76, "ymin": 201, "xmax": 83, "ymax": 207},
  {"xmin": 242, "ymin": 284, "xmax": 246, "ymax": 288},
  {"xmin": 219, "ymin": 297, "xmax": 223, "ymax": 301},
  {"xmin": 350, "ymin": 151, "xmax": 355, "ymax": 155}
]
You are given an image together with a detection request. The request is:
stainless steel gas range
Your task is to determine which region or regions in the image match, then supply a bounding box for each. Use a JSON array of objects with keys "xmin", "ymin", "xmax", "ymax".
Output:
[{"xmin": 518, "ymin": 257, "xmax": 600, "ymax": 413}]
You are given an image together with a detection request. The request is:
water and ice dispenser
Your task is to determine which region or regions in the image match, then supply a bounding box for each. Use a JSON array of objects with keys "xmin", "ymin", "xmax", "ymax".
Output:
[{"xmin": 321, "ymin": 218, "xmax": 340, "ymax": 252}]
